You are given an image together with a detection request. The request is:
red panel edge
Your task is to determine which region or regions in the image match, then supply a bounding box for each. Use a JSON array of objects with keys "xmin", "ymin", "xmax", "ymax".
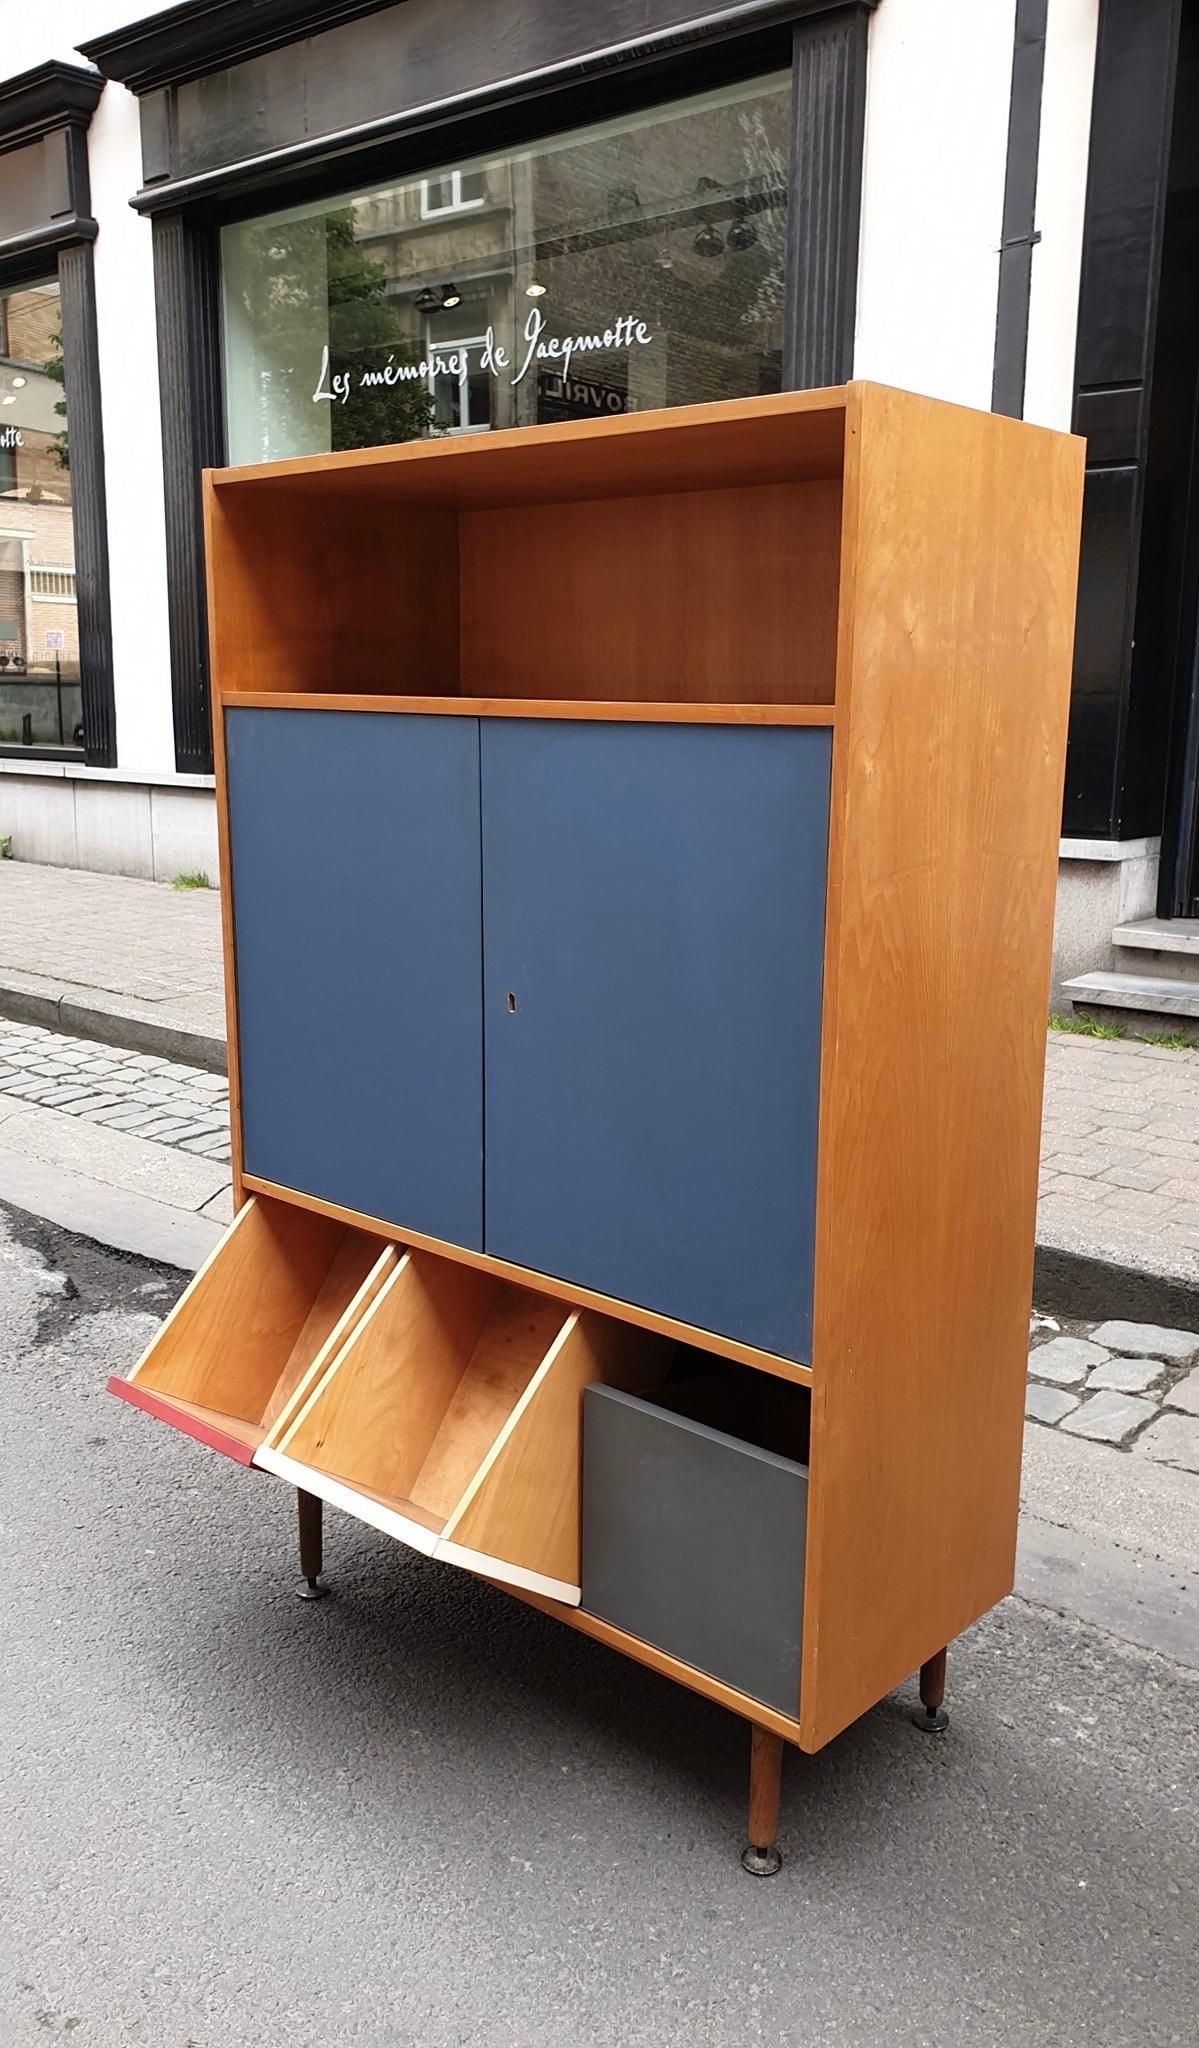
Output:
[{"xmin": 106, "ymin": 1376, "xmax": 259, "ymax": 1467}]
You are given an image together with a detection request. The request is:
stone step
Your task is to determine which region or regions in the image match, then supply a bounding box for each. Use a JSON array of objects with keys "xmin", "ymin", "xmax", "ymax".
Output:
[
  {"xmin": 1062, "ymin": 970, "xmax": 1199, "ymax": 1020},
  {"xmin": 1112, "ymin": 916, "xmax": 1199, "ymax": 958}
]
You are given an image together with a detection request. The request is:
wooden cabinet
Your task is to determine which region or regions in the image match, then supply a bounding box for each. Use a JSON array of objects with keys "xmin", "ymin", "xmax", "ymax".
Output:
[{"xmin": 108, "ymin": 383, "xmax": 1085, "ymax": 1870}]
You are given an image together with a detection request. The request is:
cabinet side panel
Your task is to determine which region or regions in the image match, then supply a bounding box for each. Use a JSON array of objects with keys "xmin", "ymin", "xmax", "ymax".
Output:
[{"xmin": 802, "ymin": 386, "xmax": 1084, "ymax": 1751}]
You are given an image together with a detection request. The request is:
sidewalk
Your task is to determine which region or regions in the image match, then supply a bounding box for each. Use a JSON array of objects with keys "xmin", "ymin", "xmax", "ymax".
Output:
[
  {"xmin": 0, "ymin": 860, "xmax": 225, "ymax": 1070},
  {"xmin": 1038, "ymin": 1032, "xmax": 1199, "ymax": 1312},
  {"xmin": 3, "ymin": 858, "xmax": 1199, "ymax": 1307}
]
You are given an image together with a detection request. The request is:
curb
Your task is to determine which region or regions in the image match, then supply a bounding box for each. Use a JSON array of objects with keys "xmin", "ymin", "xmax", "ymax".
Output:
[
  {"xmin": 1033, "ymin": 1239, "xmax": 1199, "ymax": 1331},
  {"xmin": 0, "ymin": 1146, "xmax": 223, "ymax": 1271},
  {"xmin": 0, "ymin": 978, "xmax": 226, "ymax": 1075}
]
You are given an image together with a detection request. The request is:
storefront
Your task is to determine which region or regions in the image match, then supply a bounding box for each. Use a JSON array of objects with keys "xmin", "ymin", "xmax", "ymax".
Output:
[
  {"xmin": 20, "ymin": 1, "xmax": 1175, "ymax": 1016},
  {"xmin": 76, "ymin": 0, "xmax": 872, "ymax": 780}
]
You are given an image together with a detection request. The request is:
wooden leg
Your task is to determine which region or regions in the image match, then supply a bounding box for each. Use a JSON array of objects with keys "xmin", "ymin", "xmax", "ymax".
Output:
[
  {"xmin": 296, "ymin": 1488, "xmax": 330, "ymax": 1601},
  {"xmin": 914, "ymin": 1646, "xmax": 949, "ymax": 1732},
  {"xmin": 740, "ymin": 1724, "xmax": 784, "ymax": 1875}
]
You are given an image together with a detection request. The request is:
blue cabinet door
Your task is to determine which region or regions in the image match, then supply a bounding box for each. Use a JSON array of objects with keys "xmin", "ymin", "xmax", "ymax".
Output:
[
  {"xmin": 481, "ymin": 720, "xmax": 831, "ymax": 1359},
  {"xmin": 226, "ymin": 708, "xmax": 483, "ymax": 1250}
]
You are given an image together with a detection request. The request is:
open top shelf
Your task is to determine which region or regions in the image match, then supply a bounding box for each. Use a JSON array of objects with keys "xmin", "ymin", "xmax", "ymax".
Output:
[
  {"xmin": 204, "ymin": 390, "xmax": 847, "ymax": 714},
  {"xmin": 211, "ymin": 387, "xmax": 847, "ymax": 506}
]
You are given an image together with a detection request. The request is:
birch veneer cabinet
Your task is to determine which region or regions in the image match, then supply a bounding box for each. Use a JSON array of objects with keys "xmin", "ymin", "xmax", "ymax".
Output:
[{"xmin": 108, "ymin": 383, "xmax": 1084, "ymax": 1874}]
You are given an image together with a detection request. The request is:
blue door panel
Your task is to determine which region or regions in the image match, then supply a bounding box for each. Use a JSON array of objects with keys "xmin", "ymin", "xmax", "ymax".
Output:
[
  {"xmin": 225, "ymin": 708, "xmax": 483, "ymax": 1250},
  {"xmin": 481, "ymin": 720, "xmax": 830, "ymax": 1360}
]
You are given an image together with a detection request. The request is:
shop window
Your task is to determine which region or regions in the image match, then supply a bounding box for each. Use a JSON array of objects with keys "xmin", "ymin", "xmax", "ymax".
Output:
[
  {"xmin": 221, "ymin": 72, "xmax": 790, "ymax": 466},
  {"xmin": 0, "ymin": 277, "xmax": 81, "ymax": 755}
]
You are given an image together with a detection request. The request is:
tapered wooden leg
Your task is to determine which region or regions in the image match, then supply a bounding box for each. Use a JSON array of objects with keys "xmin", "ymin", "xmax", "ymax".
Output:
[
  {"xmin": 296, "ymin": 1488, "xmax": 329, "ymax": 1601},
  {"xmin": 740, "ymin": 1725, "xmax": 784, "ymax": 1875},
  {"xmin": 914, "ymin": 1646, "xmax": 948, "ymax": 1732}
]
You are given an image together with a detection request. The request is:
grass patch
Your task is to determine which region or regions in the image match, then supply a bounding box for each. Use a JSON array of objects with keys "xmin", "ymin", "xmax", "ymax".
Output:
[
  {"xmin": 171, "ymin": 870, "xmax": 212, "ymax": 891},
  {"xmin": 1048, "ymin": 1010, "xmax": 1126, "ymax": 1041},
  {"xmin": 0, "ymin": 835, "xmax": 11, "ymax": 860},
  {"xmin": 1141, "ymin": 1028, "xmax": 1193, "ymax": 1051}
]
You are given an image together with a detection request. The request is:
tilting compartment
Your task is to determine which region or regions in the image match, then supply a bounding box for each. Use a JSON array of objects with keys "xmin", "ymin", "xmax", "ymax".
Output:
[
  {"xmin": 107, "ymin": 1195, "xmax": 396, "ymax": 1464},
  {"xmin": 581, "ymin": 1364, "xmax": 810, "ymax": 1715},
  {"xmin": 256, "ymin": 1248, "xmax": 672, "ymax": 1601}
]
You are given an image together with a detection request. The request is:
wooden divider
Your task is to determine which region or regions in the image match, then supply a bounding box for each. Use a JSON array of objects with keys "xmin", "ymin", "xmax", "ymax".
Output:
[
  {"xmin": 107, "ymin": 1195, "xmax": 396, "ymax": 1464},
  {"xmin": 255, "ymin": 1250, "xmax": 674, "ymax": 1600}
]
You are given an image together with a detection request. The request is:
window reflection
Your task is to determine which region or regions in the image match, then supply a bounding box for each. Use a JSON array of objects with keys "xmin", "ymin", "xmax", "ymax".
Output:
[
  {"xmin": 0, "ymin": 277, "xmax": 81, "ymax": 754},
  {"xmin": 222, "ymin": 73, "xmax": 790, "ymax": 465}
]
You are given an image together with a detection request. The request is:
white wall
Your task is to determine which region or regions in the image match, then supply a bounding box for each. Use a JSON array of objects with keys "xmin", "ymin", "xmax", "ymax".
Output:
[
  {"xmin": 855, "ymin": 0, "xmax": 1097, "ymax": 434},
  {"xmin": 1024, "ymin": 0, "xmax": 1099, "ymax": 430},
  {"xmin": 0, "ymin": 1, "xmax": 178, "ymax": 782},
  {"xmin": 855, "ymin": 0, "xmax": 1017, "ymax": 408}
]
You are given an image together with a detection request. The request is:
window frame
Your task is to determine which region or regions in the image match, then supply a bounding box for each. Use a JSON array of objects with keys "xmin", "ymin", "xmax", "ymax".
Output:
[
  {"xmin": 0, "ymin": 65, "xmax": 113, "ymax": 768},
  {"xmin": 418, "ymin": 168, "xmax": 487, "ymax": 218},
  {"xmin": 0, "ymin": 272, "xmax": 85, "ymax": 760}
]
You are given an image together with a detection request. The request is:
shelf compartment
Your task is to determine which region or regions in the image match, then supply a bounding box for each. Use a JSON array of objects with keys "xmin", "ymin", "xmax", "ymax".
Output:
[
  {"xmin": 205, "ymin": 394, "xmax": 846, "ymax": 712},
  {"xmin": 580, "ymin": 1367, "xmax": 810, "ymax": 1715},
  {"xmin": 107, "ymin": 1195, "xmax": 396, "ymax": 1464},
  {"xmin": 256, "ymin": 1248, "xmax": 673, "ymax": 1601}
]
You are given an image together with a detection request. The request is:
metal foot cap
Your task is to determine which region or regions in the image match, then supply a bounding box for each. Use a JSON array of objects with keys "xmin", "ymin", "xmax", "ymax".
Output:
[
  {"xmin": 740, "ymin": 1842, "xmax": 782, "ymax": 1877},
  {"xmin": 296, "ymin": 1577, "xmax": 330, "ymax": 1601},
  {"xmin": 913, "ymin": 1705, "xmax": 949, "ymax": 1734}
]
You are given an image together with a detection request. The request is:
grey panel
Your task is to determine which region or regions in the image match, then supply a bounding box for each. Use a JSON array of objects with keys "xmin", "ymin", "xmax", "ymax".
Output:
[
  {"xmin": 225, "ymin": 708, "xmax": 483, "ymax": 1248},
  {"xmin": 581, "ymin": 1382, "xmax": 807, "ymax": 1716},
  {"xmin": 482, "ymin": 720, "xmax": 830, "ymax": 1360}
]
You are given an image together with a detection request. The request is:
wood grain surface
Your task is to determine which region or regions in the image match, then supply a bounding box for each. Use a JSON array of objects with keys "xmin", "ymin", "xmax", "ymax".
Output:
[
  {"xmin": 800, "ymin": 383, "xmax": 1084, "ymax": 1751},
  {"xmin": 442, "ymin": 1311, "xmax": 673, "ymax": 1589},
  {"xmin": 459, "ymin": 480, "xmax": 840, "ymax": 704}
]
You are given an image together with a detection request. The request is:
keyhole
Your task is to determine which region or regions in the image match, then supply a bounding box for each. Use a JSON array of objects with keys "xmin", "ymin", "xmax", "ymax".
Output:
[{"xmin": 506, "ymin": 992, "xmax": 517, "ymax": 1013}]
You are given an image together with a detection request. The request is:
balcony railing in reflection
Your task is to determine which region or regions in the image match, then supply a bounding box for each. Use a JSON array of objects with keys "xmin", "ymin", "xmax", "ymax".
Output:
[{"xmin": 0, "ymin": 657, "xmax": 83, "ymax": 752}]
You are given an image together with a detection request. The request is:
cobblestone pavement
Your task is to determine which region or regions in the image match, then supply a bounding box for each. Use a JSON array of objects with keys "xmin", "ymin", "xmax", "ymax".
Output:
[
  {"xmin": 1027, "ymin": 1312, "xmax": 1199, "ymax": 1470},
  {"xmin": 0, "ymin": 1016, "xmax": 232, "ymax": 1234},
  {"xmin": 0, "ymin": 1015, "xmax": 229, "ymax": 1157}
]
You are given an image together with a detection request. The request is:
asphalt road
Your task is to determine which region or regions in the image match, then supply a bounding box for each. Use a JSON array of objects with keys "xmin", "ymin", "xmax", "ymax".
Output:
[{"xmin": 2, "ymin": 1202, "xmax": 1196, "ymax": 2048}]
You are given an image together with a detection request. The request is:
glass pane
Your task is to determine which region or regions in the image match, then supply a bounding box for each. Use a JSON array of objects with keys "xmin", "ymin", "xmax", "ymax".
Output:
[
  {"xmin": 0, "ymin": 277, "xmax": 81, "ymax": 754},
  {"xmin": 221, "ymin": 71, "xmax": 790, "ymax": 466}
]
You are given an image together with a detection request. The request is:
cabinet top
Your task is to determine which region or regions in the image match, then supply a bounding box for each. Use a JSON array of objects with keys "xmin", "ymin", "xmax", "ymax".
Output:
[
  {"xmin": 207, "ymin": 384, "xmax": 849, "ymax": 512},
  {"xmin": 204, "ymin": 381, "xmax": 1082, "ymax": 518}
]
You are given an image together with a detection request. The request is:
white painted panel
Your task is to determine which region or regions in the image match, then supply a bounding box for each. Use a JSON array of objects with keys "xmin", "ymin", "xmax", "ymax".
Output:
[
  {"xmin": 73, "ymin": 775, "xmax": 154, "ymax": 876},
  {"xmin": 1024, "ymin": 0, "xmax": 1100, "ymax": 429},
  {"xmin": 254, "ymin": 1446, "xmax": 443, "ymax": 1556},
  {"xmin": 855, "ymin": 0, "xmax": 1017, "ymax": 409},
  {"xmin": 0, "ymin": 774, "xmax": 77, "ymax": 865},
  {"xmin": 150, "ymin": 787, "xmax": 220, "ymax": 885},
  {"xmin": 434, "ymin": 1538, "xmax": 582, "ymax": 1606}
]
